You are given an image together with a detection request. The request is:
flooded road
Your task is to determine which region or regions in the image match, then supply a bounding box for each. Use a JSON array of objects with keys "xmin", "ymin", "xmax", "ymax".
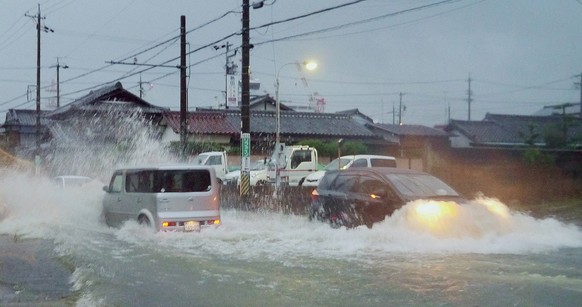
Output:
[{"xmin": 1, "ymin": 172, "xmax": 581, "ymax": 306}]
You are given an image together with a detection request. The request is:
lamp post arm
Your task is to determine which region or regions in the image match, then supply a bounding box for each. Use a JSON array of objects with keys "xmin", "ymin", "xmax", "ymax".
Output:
[{"xmin": 275, "ymin": 62, "xmax": 295, "ymax": 145}]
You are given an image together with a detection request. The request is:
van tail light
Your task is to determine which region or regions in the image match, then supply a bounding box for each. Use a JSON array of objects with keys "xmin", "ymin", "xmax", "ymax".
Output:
[
  {"xmin": 162, "ymin": 221, "xmax": 177, "ymax": 228},
  {"xmin": 310, "ymin": 189, "xmax": 319, "ymax": 202}
]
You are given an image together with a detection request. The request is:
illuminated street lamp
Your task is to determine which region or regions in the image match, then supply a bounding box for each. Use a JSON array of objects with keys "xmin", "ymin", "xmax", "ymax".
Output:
[
  {"xmin": 273, "ymin": 60, "xmax": 317, "ymax": 189},
  {"xmin": 275, "ymin": 60, "xmax": 317, "ymax": 145}
]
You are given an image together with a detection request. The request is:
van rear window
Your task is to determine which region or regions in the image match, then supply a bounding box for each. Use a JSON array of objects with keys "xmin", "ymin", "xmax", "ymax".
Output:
[{"xmin": 126, "ymin": 170, "xmax": 211, "ymax": 193}]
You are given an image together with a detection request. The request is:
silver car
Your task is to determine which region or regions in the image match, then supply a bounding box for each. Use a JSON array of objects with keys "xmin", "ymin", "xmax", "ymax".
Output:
[{"xmin": 102, "ymin": 165, "xmax": 221, "ymax": 231}]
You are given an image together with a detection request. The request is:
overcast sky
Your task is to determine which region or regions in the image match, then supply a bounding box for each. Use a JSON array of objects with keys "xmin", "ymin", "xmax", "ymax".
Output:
[{"xmin": 1, "ymin": 0, "xmax": 581, "ymax": 126}]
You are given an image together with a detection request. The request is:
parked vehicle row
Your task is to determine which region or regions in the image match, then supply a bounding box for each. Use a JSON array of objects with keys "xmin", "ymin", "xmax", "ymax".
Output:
[
  {"xmin": 99, "ymin": 149, "xmax": 465, "ymax": 232},
  {"xmin": 193, "ymin": 145, "xmax": 322, "ymax": 188}
]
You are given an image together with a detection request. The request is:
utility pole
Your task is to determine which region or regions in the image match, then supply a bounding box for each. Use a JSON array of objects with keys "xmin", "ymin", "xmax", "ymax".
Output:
[
  {"xmin": 398, "ymin": 92, "xmax": 404, "ymax": 125},
  {"xmin": 26, "ymin": 4, "xmax": 52, "ymax": 175},
  {"xmin": 224, "ymin": 42, "xmax": 231, "ymax": 109},
  {"xmin": 139, "ymin": 73, "xmax": 144, "ymax": 99},
  {"xmin": 576, "ymin": 73, "xmax": 582, "ymax": 117},
  {"xmin": 444, "ymin": 91, "xmax": 450, "ymax": 124},
  {"xmin": 180, "ymin": 15, "xmax": 188, "ymax": 160},
  {"xmin": 52, "ymin": 58, "xmax": 68, "ymax": 108},
  {"xmin": 214, "ymin": 42, "xmax": 238, "ymax": 109},
  {"xmin": 467, "ymin": 73, "xmax": 472, "ymax": 121},
  {"xmin": 240, "ymin": 0, "xmax": 251, "ymax": 200}
]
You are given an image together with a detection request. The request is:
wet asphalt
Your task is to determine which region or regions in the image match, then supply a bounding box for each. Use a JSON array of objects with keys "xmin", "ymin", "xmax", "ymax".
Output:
[{"xmin": 0, "ymin": 235, "xmax": 72, "ymax": 306}]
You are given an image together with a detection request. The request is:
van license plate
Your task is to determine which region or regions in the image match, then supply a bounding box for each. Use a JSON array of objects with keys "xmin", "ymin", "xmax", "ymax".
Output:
[{"xmin": 184, "ymin": 221, "xmax": 200, "ymax": 232}]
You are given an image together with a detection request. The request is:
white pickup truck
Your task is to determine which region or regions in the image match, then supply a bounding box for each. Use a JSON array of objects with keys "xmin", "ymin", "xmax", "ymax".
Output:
[
  {"xmin": 192, "ymin": 151, "xmax": 229, "ymax": 183},
  {"xmin": 267, "ymin": 144, "xmax": 319, "ymax": 187}
]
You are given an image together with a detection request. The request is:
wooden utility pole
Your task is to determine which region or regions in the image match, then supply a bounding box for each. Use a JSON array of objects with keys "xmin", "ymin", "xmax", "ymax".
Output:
[
  {"xmin": 398, "ymin": 92, "xmax": 404, "ymax": 125},
  {"xmin": 35, "ymin": 5, "xmax": 41, "ymax": 158},
  {"xmin": 180, "ymin": 15, "xmax": 187, "ymax": 160},
  {"xmin": 25, "ymin": 4, "xmax": 51, "ymax": 175},
  {"xmin": 467, "ymin": 73, "xmax": 472, "ymax": 121},
  {"xmin": 240, "ymin": 0, "xmax": 251, "ymax": 199},
  {"xmin": 54, "ymin": 58, "xmax": 68, "ymax": 108}
]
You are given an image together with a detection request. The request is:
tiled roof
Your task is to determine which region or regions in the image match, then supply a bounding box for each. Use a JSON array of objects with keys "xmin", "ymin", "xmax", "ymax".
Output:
[
  {"xmin": 447, "ymin": 113, "xmax": 582, "ymax": 145},
  {"xmin": 243, "ymin": 111, "xmax": 375, "ymax": 136},
  {"xmin": 447, "ymin": 119, "xmax": 521, "ymax": 144},
  {"xmin": 248, "ymin": 95, "xmax": 293, "ymax": 111},
  {"xmin": 164, "ymin": 111, "xmax": 238, "ymax": 135},
  {"xmin": 48, "ymin": 82, "xmax": 168, "ymax": 118},
  {"xmin": 533, "ymin": 103, "xmax": 580, "ymax": 116},
  {"xmin": 367, "ymin": 123, "xmax": 450, "ymax": 137},
  {"xmin": 487, "ymin": 113, "xmax": 582, "ymax": 142},
  {"xmin": 335, "ymin": 108, "xmax": 374, "ymax": 123},
  {"xmin": 163, "ymin": 110, "xmax": 378, "ymax": 138},
  {"xmin": 4, "ymin": 109, "xmax": 51, "ymax": 127}
]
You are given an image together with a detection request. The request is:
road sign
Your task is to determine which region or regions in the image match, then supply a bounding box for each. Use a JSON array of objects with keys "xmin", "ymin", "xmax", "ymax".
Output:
[{"xmin": 241, "ymin": 133, "xmax": 250, "ymax": 172}]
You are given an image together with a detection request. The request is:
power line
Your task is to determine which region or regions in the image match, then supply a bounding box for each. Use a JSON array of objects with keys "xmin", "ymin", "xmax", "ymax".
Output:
[
  {"xmin": 254, "ymin": 0, "xmax": 462, "ymax": 45},
  {"xmin": 62, "ymin": 0, "xmax": 139, "ymax": 58},
  {"xmin": 478, "ymin": 76, "xmax": 576, "ymax": 97},
  {"xmin": 280, "ymin": 0, "xmax": 487, "ymax": 42},
  {"xmin": 55, "ymin": 10, "xmax": 239, "ymax": 94},
  {"xmin": 251, "ymin": 0, "xmax": 368, "ymax": 31},
  {"xmin": 2, "ymin": 1, "xmax": 441, "ymax": 109}
]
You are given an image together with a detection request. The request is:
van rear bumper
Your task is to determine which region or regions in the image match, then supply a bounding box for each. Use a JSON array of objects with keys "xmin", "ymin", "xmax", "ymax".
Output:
[
  {"xmin": 157, "ymin": 210, "xmax": 221, "ymax": 231},
  {"xmin": 158, "ymin": 210, "xmax": 220, "ymax": 219}
]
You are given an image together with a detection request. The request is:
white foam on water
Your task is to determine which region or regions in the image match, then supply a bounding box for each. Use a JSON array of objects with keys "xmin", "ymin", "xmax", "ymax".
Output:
[
  {"xmin": 112, "ymin": 197, "xmax": 582, "ymax": 268},
  {"xmin": 1, "ymin": 166, "xmax": 581, "ymax": 264},
  {"xmin": 0, "ymin": 170, "xmax": 105, "ymax": 236}
]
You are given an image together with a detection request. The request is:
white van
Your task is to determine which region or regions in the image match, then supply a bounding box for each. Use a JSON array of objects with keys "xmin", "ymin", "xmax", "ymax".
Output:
[
  {"xmin": 102, "ymin": 165, "xmax": 221, "ymax": 232},
  {"xmin": 301, "ymin": 155, "xmax": 396, "ymax": 187}
]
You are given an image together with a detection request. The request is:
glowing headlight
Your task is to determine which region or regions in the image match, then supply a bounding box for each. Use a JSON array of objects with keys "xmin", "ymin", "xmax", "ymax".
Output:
[
  {"xmin": 415, "ymin": 203, "xmax": 444, "ymax": 218},
  {"xmin": 414, "ymin": 201, "xmax": 458, "ymax": 220}
]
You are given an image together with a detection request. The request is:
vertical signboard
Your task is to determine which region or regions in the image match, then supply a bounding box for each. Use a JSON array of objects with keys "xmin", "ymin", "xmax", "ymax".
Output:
[
  {"xmin": 240, "ymin": 132, "xmax": 251, "ymax": 196},
  {"xmin": 227, "ymin": 74, "xmax": 239, "ymax": 107},
  {"xmin": 241, "ymin": 133, "xmax": 250, "ymax": 172}
]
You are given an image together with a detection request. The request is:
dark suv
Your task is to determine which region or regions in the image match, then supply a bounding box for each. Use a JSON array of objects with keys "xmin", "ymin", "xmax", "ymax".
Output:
[{"xmin": 309, "ymin": 167, "xmax": 464, "ymax": 228}]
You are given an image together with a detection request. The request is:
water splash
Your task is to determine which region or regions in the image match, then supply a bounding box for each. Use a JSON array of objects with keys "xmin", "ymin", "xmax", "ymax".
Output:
[
  {"xmin": 0, "ymin": 110, "xmax": 581, "ymax": 260},
  {"xmin": 45, "ymin": 110, "xmax": 179, "ymax": 181}
]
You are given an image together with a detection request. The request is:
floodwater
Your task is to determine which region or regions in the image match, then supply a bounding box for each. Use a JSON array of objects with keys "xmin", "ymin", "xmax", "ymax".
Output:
[{"xmin": 0, "ymin": 172, "xmax": 581, "ymax": 306}]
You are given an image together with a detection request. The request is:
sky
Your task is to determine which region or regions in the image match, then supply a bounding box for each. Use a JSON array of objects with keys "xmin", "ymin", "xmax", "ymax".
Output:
[{"xmin": 1, "ymin": 0, "xmax": 581, "ymax": 127}]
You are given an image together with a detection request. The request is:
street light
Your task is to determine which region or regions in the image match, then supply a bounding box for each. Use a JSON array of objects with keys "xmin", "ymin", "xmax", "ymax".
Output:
[
  {"xmin": 273, "ymin": 60, "xmax": 317, "ymax": 190},
  {"xmin": 275, "ymin": 60, "xmax": 317, "ymax": 145}
]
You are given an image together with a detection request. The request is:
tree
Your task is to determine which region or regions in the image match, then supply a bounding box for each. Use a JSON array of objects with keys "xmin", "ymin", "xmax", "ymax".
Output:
[
  {"xmin": 298, "ymin": 139, "xmax": 368, "ymax": 160},
  {"xmin": 167, "ymin": 141, "xmax": 224, "ymax": 156}
]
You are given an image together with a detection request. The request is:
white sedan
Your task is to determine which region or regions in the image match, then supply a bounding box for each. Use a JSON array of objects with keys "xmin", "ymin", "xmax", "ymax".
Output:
[{"xmin": 302, "ymin": 154, "xmax": 396, "ymax": 187}]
